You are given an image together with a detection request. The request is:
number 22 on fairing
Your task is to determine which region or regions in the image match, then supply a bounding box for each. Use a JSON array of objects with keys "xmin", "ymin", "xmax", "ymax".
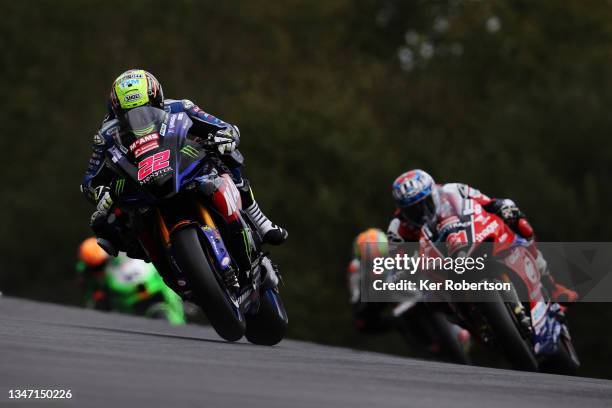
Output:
[{"xmin": 138, "ymin": 150, "xmax": 170, "ymax": 181}]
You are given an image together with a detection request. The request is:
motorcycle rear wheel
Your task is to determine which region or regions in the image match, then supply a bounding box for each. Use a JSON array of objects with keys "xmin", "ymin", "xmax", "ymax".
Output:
[{"xmin": 172, "ymin": 226, "xmax": 245, "ymax": 341}]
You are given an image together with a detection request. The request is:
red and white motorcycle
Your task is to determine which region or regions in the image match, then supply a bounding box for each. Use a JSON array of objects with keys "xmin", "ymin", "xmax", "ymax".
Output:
[{"xmin": 419, "ymin": 196, "xmax": 580, "ymax": 372}]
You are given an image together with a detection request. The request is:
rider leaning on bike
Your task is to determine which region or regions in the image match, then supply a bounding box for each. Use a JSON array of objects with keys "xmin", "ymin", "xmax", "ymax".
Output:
[
  {"xmin": 346, "ymin": 228, "xmax": 472, "ymax": 360},
  {"xmin": 81, "ymin": 69, "xmax": 287, "ymax": 257},
  {"xmin": 347, "ymin": 228, "xmax": 394, "ymax": 332},
  {"xmin": 387, "ymin": 169, "xmax": 578, "ymax": 303},
  {"xmin": 76, "ymin": 237, "xmax": 113, "ymax": 310}
]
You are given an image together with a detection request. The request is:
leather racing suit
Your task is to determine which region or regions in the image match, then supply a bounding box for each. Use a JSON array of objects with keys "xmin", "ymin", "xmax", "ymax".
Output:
[{"xmin": 387, "ymin": 183, "xmax": 578, "ymax": 302}]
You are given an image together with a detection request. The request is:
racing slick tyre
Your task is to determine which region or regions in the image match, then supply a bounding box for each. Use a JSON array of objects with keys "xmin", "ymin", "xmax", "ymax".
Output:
[
  {"xmin": 428, "ymin": 311, "xmax": 471, "ymax": 365},
  {"xmin": 245, "ymin": 288, "xmax": 288, "ymax": 346},
  {"xmin": 479, "ymin": 291, "xmax": 539, "ymax": 371},
  {"xmin": 539, "ymin": 333, "xmax": 580, "ymax": 375},
  {"xmin": 172, "ymin": 226, "xmax": 245, "ymax": 341},
  {"xmin": 145, "ymin": 303, "xmax": 171, "ymax": 321}
]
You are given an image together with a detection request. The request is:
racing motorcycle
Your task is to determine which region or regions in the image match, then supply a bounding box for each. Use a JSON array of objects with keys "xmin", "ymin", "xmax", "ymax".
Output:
[
  {"xmin": 103, "ymin": 254, "xmax": 186, "ymax": 325},
  {"xmin": 98, "ymin": 106, "xmax": 288, "ymax": 344},
  {"xmin": 420, "ymin": 197, "xmax": 580, "ymax": 373}
]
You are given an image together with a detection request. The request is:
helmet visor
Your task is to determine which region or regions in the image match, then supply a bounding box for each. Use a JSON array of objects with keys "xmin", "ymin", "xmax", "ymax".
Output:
[{"xmin": 401, "ymin": 194, "xmax": 437, "ymax": 227}]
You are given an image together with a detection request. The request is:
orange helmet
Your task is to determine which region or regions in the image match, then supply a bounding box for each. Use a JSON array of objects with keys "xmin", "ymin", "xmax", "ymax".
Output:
[
  {"xmin": 78, "ymin": 237, "xmax": 109, "ymax": 267},
  {"xmin": 353, "ymin": 228, "xmax": 389, "ymax": 260}
]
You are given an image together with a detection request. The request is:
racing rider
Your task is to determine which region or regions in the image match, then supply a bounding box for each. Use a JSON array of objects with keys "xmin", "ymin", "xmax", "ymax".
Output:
[
  {"xmin": 81, "ymin": 69, "xmax": 287, "ymax": 257},
  {"xmin": 387, "ymin": 169, "xmax": 578, "ymax": 302}
]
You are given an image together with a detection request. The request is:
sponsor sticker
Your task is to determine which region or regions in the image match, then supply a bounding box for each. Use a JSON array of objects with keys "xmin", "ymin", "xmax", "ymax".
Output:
[
  {"xmin": 119, "ymin": 78, "xmax": 141, "ymax": 89},
  {"xmin": 129, "ymin": 133, "xmax": 160, "ymax": 158},
  {"xmin": 121, "ymin": 73, "xmax": 144, "ymax": 80},
  {"xmin": 475, "ymin": 220, "xmax": 499, "ymax": 242},
  {"xmin": 124, "ymin": 93, "xmax": 142, "ymax": 102},
  {"xmin": 134, "ymin": 142, "xmax": 159, "ymax": 158},
  {"xmin": 169, "ymin": 115, "xmax": 177, "ymax": 131},
  {"xmin": 104, "ymin": 124, "xmax": 120, "ymax": 136}
]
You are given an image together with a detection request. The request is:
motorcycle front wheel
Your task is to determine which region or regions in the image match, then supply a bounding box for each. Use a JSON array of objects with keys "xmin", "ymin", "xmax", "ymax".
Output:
[
  {"xmin": 427, "ymin": 311, "xmax": 471, "ymax": 365},
  {"xmin": 478, "ymin": 291, "xmax": 539, "ymax": 371},
  {"xmin": 172, "ymin": 226, "xmax": 246, "ymax": 341}
]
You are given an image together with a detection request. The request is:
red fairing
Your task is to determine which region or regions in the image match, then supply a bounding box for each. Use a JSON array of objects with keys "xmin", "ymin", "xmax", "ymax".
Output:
[
  {"xmin": 518, "ymin": 218, "xmax": 534, "ymax": 239},
  {"xmin": 503, "ymin": 245, "xmax": 544, "ymax": 306},
  {"xmin": 468, "ymin": 187, "xmax": 493, "ymax": 206},
  {"xmin": 469, "ymin": 207, "xmax": 518, "ymax": 256},
  {"xmin": 347, "ymin": 259, "xmax": 360, "ymax": 274},
  {"xmin": 421, "ymin": 194, "xmax": 544, "ymax": 304},
  {"xmin": 211, "ymin": 174, "xmax": 243, "ymax": 223}
]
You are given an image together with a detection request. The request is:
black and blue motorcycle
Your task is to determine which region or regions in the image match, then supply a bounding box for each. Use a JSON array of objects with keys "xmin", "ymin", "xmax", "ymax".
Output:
[{"xmin": 100, "ymin": 106, "xmax": 288, "ymax": 344}]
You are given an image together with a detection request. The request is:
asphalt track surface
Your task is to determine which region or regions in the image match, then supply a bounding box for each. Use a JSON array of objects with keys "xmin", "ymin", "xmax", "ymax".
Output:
[{"xmin": 1, "ymin": 298, "xmax": 611, "ymax": 408}]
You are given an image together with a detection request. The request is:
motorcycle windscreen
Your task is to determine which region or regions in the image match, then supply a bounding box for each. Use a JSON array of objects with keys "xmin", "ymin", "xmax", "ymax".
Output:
[{"xmin": 120, "ymin": 107, "xmax": 167, "ymax": 151}]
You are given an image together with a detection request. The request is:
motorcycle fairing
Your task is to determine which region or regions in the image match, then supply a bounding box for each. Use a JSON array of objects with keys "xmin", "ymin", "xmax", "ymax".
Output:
[
  {"xmin": 531, "ymin": 302, "xmax": 563, "ymax": 356},
  {"xmin": 211, "ymin": 173, "xmax": 243, "ymax": 223},
  {"xmin": 107, "ymin": 109, "xmax": 211, "ymax": 205},
  {"xmin": 200, "ymin": 225, "xmax": 232, "ymax": 273},
  {"xmin": 106, "ymin": 107, "xmax": 264, "ymax": 315},
  {"xmin": 423, "ymin": 196, "xmax": 570, "ymax": 355},
  {"xmin": 502, "ymin": 245, "xmax": 543, "ymax": 303}
]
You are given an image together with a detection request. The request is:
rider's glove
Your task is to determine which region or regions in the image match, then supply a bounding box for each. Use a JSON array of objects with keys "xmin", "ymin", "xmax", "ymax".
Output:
[
  {"xmin": 96, "ymin": 189, "xmax": 113, "ymax": 212},
  {"xmin": 214, "ymin": 127, "xmax": 237, "ymax": 155},
  {"xmin": 493, "ymin": 199, "xmax": 524, "ymax": 223},
  {"xmin": 90, "ymin": 188, "xmax": 113, "ymax": 226},
  {"xmin": 486, "ymin": 198, "xmax": 534, "ymax": 239}
]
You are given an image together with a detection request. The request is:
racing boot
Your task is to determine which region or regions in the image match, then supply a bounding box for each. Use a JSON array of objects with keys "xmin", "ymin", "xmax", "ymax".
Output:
[
  {"xmin": 237, "ymin": 179, "xmax": 288, "ymax": 245},
  {"xmin": 535, "ymin": 250, "xmax": 579, "ymax": 303}
]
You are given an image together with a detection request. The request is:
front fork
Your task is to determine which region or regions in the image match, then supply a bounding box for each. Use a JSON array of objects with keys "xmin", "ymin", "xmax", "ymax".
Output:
[
  {"xmin": 155, "ymin": 200, "xmax": 259, "ymax": 302},
  {"xmin": 499, "ymin": 272, "xmax": 567, "ymax": 358},
  {"xmin": 499, "ymin": 272, "xmax": 533, "ymax": 339}
]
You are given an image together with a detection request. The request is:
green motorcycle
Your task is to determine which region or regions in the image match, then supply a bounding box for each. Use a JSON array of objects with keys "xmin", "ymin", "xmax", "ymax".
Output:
[{"xmin": 78, "ymin": 254, "xmax": 186, "ymax": 325}]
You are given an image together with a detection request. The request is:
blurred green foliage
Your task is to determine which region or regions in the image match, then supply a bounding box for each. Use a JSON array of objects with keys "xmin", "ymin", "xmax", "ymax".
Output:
[{"xmin": 1, "ymin": 0, "xmax": 612, "ymax": 378}]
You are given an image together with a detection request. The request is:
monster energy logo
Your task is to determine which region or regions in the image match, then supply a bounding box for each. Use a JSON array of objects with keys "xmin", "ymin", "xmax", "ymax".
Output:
[
  {"xmin": 115, "ymin": 178, "xmax": 126, "ymax": 196},
  {"xmin": 241, "ymin": 229, "xmax": 252, "ymax": 260},
  {"xmin": 180, "ymin": 145, "xmax": 199, "ymax": 158},
  {"xmin": 133, "ymin": 123, "xmax": 156, "ymax": 137}
]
